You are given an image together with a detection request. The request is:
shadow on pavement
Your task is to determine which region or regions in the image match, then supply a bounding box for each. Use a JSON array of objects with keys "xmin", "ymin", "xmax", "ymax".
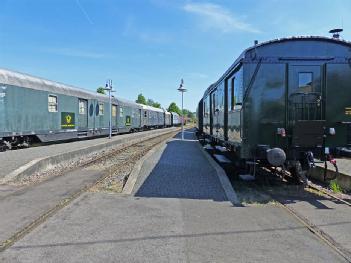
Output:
[{"xmin": 134, "ymin": 128, "xmax": 228, "ymax": 202}]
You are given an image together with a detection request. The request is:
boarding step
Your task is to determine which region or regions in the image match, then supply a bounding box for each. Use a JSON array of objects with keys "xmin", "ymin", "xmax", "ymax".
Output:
[
  {"xmin": 239, "ymin": 174, "xmax": 256, "ymax": 181},
  {"xmin": 204, "ymin": 144, "xmax": 214, "ymax": 151},
  {"xmin": 215, "ymin": 146, "xmax": 227, "ymax": 153},
  {"xmin": 77, "ymin": 131, "xmax": 88, "ymax": 137},
  {"xmin": 205, "ymin": 138, "xmax": 211, "ymax": 144},
  {"xmin": 213, "ymin": 154, "xmax": 232, "ymax": 164}
]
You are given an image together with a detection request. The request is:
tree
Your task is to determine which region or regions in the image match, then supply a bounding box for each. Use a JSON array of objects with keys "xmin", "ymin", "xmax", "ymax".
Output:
[
  {"xmin": 152, "ymin": 102, "xmax": 161, "ymax": 108},
  {"xmin": 167, "ymin": 102, "xmax": 181, "ymax": 115},
  {"xmin": 96, "ymin": 87, "xmax": 106, "ymax": 95},
  {"xmin": 136, "ymin": 93, "xmax": 147, "ymax": 105},
  {"xmin": 146, "ymin": 98, "xmax": 161, "ymax": 108},
  {"xmin": 147, "ymin": 99, "xmax": 154, "ymax": 106}
]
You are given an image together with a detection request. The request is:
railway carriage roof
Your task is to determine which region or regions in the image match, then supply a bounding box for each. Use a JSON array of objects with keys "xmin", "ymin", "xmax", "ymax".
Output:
[
  {"xmin": 138, "ymin": 104, "xmax": 164, "ymax": 113},
  {"xmin": 203, "ymin": 36, "xmax": 351, "ymax": 97},
  {"xmin": 0, "ymin": 68, "xmax": 140, "ymax": 107}
]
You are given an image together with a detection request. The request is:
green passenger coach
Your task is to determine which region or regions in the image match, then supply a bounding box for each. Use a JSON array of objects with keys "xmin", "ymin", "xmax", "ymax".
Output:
[
  {"xmin": 197, "ymin": 36, "xmax": 351, "ymax": 182},
  {"xmin": 0, "ymin": 69, "xmax": 169, "ymax": 150}
]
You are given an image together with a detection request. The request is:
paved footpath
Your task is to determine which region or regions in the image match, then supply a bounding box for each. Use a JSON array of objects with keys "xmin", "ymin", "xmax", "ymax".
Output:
[{"xmin": 0, "ymin": 130, "xmax": 347, "ymax": 262}]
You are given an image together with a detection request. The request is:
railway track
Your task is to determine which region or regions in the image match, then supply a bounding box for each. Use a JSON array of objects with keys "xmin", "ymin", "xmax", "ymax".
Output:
[
  {"xmin": 238, "ymin": 166, "xmax": 351, "ymax": 262},
  {"xmin": 273, "ymin": 195, "xmax": 351, "ymax": 263},
  {"xmin": 307, "ymin": 181, "xmax": 351, "ymax": 207},
  {"xmin": 0, "ymin": 129, "xmax": 178, "ymax": 252}
]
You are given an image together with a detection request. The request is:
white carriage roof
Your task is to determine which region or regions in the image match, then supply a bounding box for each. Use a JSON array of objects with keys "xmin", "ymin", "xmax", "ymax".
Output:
[
  {"xmin": 138, "ymin": 104, "xmax": 164, "ymax": 113},
  {"xmin": 0, "ymin": 68, "xmax": 140, "ymax": 107}
]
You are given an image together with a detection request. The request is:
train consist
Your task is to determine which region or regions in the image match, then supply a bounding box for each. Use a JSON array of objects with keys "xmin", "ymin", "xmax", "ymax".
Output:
[
  {"xmin": 0, "ymin": 69, "xmax": 180, "ymax": 150},
  {"xmin": 197, "ymin": 36, "xmax": 351, "ymax": 181}
]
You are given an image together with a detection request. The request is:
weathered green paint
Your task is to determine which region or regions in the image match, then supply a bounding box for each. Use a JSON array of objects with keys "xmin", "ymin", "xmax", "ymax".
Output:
[{"xmin": 201, "ymin": 37, "xmax": 351, "ymax": 160}]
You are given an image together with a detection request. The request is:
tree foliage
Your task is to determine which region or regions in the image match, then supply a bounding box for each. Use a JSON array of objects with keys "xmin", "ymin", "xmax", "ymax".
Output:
[
  {"xmin": 152, "ymin": 102, "xmax": 161, "ymax": 108},
  {"xmin": 167, "ymin": 102, "xmax": 181, "ymax": 115},
  {"xmin": 96, "ymin": 87, "xmax": 106, "ymax": 95},
  {"xmin": 135, "ymin": 94, "xmax": 161, "ymax": 108},
  {"xmin": 147, "ymin": 99, "xmax": 154, "ymax": 106},
  {"xmin": 146, "ymin": 99, "xmax": 161, "ymax": 108},
  {"xmin": 135, "ymin": 93, "xmax": 147, "ymax": 105}
]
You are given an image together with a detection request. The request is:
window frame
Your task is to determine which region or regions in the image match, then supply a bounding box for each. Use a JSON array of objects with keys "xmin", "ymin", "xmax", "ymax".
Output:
[
  {"xmin": 78, "ymin": 100, "xmax": 86, "ymax": 115},
  {"xmin": 119, "ymin": 107, "xmax": 124, "ymax": 117},
  {"xmin": 112, "ymin": 105, "xmax": 117, "ymax": 117},
  {"xmin": 98, "ymin": 102, "xmax": 104, "ymax": 116},
  {"xmin": 298, "ymin": 72, "xmax": 313, "ymax": 91},
  {"xmin": 231, "ymin": 77, "xmax": 235, "ymax": 111},
  {"xmin": 48, "ymin": 95, "xmax": 58, "ymax": 112}
]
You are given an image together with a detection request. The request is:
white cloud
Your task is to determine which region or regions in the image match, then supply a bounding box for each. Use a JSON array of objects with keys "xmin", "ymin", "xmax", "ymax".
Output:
[{"xmin": 183, "ymin": 2, "xmax": 260, "ymax": 34}]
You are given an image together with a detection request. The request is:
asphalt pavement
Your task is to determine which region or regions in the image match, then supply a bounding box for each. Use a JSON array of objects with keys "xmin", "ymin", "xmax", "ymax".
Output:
[{"xmin": 0, "ymin": 130, "xmax": 347, "ymax": 262}]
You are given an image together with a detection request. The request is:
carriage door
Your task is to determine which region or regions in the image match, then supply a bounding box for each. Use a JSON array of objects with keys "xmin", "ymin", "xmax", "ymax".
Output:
[
  {"xmin": 112, "ymin": 105, "xmax": 117, "ymax": 129},
  {"xmin": 211, "ymin": 91, "xmax": 219, "ymax": 136},
  {"xmin": 139, "ymin": 109, "xmax": 142, "ymax": 127},
  {"xmin": 288, "ymin": 65, "xmax": 324, "ymax": 146},
  {"xmin": 78, "ymin": 99, "xmax": 88, "ymax": 130}
]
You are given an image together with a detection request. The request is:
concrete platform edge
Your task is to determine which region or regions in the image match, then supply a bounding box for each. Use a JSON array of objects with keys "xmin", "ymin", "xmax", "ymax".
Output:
[
  {"xmin": 0, "ymin": 129, "xmax": 177, "ymax": 184},
  {"xmin": 309, "ymin": 166, "xmax": 351, "ymax": 191},
  {"xmin": 196, "ymin": 143, "xmax": 240, "ymax": 205},
  {"xmin": 122, "ymin": 139, "xmax": 168, "ymax": 195}
]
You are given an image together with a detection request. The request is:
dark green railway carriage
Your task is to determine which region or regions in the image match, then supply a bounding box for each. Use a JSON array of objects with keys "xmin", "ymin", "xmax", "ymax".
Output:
[
  {"xmin": 0, "ymin": 69, "xmax": 143, "ymax": 149},
  {"xmin": 199, "ymin": 36, "xmax": 351, "ymax": 177}
]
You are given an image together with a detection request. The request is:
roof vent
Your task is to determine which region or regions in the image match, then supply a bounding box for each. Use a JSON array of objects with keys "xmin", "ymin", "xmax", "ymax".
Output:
[
  {"xmin": 254, "ymin": 40, "xmax": 259, "ymax": 45},
  {"xmin": 329, "ymin": 28, "xmax": 343, "ymax": 39}
]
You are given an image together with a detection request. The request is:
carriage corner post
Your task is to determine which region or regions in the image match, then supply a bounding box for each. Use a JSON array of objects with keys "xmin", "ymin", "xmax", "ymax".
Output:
[
  {"xmin": 178, "ymin": 79, "xmax": 187, "ymax": 140},
  {"xmin": 104, "ymin": 79, "xmax": 116, "ymax": 139}
]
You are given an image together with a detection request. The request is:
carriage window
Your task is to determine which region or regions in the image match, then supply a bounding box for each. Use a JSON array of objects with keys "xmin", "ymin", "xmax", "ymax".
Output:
[
  {"xmin": 144, "ymin": 111, "xmax": 147, "ymax": 118},
  {"xmin": 298, "ymin": 72, "xmax": 313, "ymax": 92},
  {"xmin": 112, "ymin": 105, "xmax": 117, "ymax": 117},
  {"xmin": 119, "ymin": 107, "xmax": 123, "ymax": 117},
  {"xmin": 99, "ymin": 102, "xmax": 104, "ymax": 115},
  {"xmin": 233, "ymin": 67, "xmax": 243, "ymax": 109},
  {"xmin": 212, "ymin": 93, "xmax": 216, "ymax": 112},
  {"xmin": 231, "ymin": 78, "xmax": 235, "ymax": 110},
  {"xmin": 79, "ymin": 100, "xmax": 86, "ymax": 114},
  {"xmin": 48, "ymin": 95, "xmax": 58, "ymax": 112}
]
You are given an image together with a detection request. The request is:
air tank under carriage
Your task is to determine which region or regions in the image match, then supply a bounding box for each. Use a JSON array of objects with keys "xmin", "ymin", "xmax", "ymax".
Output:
[{"xmin": 197, "ymin": 36, "xmax": 351, "ymax": 181}]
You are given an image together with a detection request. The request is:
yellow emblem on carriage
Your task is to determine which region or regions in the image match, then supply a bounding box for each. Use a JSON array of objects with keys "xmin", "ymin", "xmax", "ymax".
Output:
[{"xmin": 66, "ymin": 115, "xmax": 72, "ymax": 124}]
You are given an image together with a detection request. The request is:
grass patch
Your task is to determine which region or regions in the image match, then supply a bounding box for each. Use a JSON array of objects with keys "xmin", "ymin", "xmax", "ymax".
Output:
[{"xmin": 330, "ymin": 180, "xmax": 343, "ymax": 193}]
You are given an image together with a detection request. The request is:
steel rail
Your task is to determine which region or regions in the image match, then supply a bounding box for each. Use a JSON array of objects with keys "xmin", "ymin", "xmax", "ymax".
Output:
[
  {"xmin": 0, "ymin": 130, "xmax": 178, "ymax": 252},
  {"xmin": 307, "ymin": 181, "xmax": 351, "ymax": 207}
]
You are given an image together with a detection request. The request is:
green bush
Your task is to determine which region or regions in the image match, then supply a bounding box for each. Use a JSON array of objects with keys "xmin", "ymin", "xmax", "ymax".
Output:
[{"xmin": 330, "ymin": 180, "xmax": 342, "ymax": 193}]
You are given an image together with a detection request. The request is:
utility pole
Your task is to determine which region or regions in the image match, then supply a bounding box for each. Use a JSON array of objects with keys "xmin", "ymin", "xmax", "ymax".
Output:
[
  {"xmin": 177, "ymin": 79, "xmax": 187, "ymax": 140},
  {"xmin": 104, "ymin": 79, "xmax": 115, "ymax": 139}
]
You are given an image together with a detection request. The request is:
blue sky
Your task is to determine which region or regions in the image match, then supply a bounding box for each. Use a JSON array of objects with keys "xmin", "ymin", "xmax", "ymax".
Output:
[{"xmin": 1, "ymin": 0, "xmax": 350, "ymax": 111}]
